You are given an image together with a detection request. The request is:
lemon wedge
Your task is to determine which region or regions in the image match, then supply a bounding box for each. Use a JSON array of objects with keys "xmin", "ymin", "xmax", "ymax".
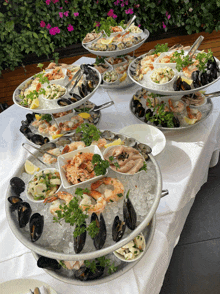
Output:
[
  {"xmin": 30, "ymin": 98, "xmax": 39, "ymax": 109},
  {"xmin": 183, "ymin": 116, "xmax": 197, "ymax": 125},
  {"xmin": 24, "ymin": 160, "xmax": 40, "ymax": 175},
  {"xmin": 52, "ymin": 134, "xmax": 64, "ymax": 140},
  {"xmin": 35, "ymin": 114, "xmax": 42, "ymax": 120},
  {"xmin": 101, "ymin": 37, "xmax": 114, "ymax": 45},
  {"xmin": 119, "ymin": 72, "xmax": 127, "ymax": 82},
  {"xmin": 78, "ymin": 113, "xmax": 91, "ymax": 119},
  {"xmin": 104, "ymin": 138, "xmax": 123, "ymax": 148},
  {"xmin": 181, "ymin": 77, "xmax": 192, "ymax": 85}
]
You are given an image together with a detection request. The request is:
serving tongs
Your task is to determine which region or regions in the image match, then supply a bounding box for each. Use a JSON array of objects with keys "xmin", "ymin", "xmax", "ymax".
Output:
[
  {"xmin": 22, "ymin": 142, "xmax": 58, "ymax": 166},
  {"xmin": 126, "ymin": 15, "xmax": 137, "ymax": 30},
  {"xmin": 64, "ymin": 67, "xmax": 83, "ymax": 95},
  {"xmin": 186, "ymin": 35, "xmax": 204, "ymax": 59},
  {"xmin": 203, "ymin": 91, "xmax": 220, "ymax": 99}
]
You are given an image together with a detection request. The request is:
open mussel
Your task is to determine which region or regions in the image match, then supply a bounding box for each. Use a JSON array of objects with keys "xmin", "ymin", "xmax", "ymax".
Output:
[
  {"xmin": 20, "ymin": 125, "xmax": 32, "ymax": 136},
  {"xmin": 123, "ymin": 191, "xmax": 137, "ymax": 230},
  {"xmin": 37, "ymin": 256, "xmax": 61, "ymax": 270},
  {"xmin": 173, "ymin": 77, "xmax": 191, "ymax": 91},
  {"xmin": 8, "ymin": 196, "xmax": 23, "ymax": 212},
  {"xmin": 78, "ymin": 83, "xmax": 88, "ymax": 98},
  {"xmin": 18, "ymin": 202, "xmax": 32, "ymax": 228},
  {"xmin": 91, "ymin": 213, "xmax": 106, "ymax": 250},
  {"xmin": 74, "ymin": 263, "xmax": 104, "ymax": 281},
  {"xmin": 56, "ymin": 136, "xmax": 71, "ymax": 146},
  {"xmin": 74, "ymin": 222, "xmax": 87, "ymax": 253},
  {"xmin": 68, "ymin": 93, "xmax": 82, "ymax": 103},
  {"xmin": 30, "ymin": 213, "xmax": 44, "ymax": 242},
  {"xmin": 10, "ymin": 177, "xmax": 25, "ymax": 195},
  {"xmin": 30, "ymin": 134, "xmax": 45, "ymax": 146},
  {"xmin": 26, "ymin": 113, "xmax": 35, "ymax": 124},
  {"xmin": 112, "ymin": 216, "xmax": 126, "ymax": 242},
  {"xmin": 57, "ymin": 98, "xmax": 72, "ymax": 107}
]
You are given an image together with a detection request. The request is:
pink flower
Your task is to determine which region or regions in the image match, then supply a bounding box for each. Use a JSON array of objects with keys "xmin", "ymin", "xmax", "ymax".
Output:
[
  {"xmin": 60, "ymin": 7, "xmax": 63, "ymax": 9},
  {"xmin": 95, "ymin": 21, "xmax": 100, "ymax": 27},
  {"xmin": 65, "ymin": 0, "xmax": 68, "ymax": 2},
  {"xmin": 107, "ymin": 9, "xmax": 117, "ymax": 18},
  {"xmin": 125, "ymin": 1, "xmax": 128, "ymax": 4},
  {"xmin": 64, "ymin": 11, "xmax": 69, "ymax": 17},
  {"xmin": 135, "ymin": 4, "xmax": 140, "ymax": 8},
  {"xmin": 46, "ymin": 0, "xmax": 50, "ymax": 5},
  {"xmin": 40, "ymin": 21, "xmax": 46, "ymax": 28},
  {"xmin": 67, "ymin": 24, "xmax": 74, "ymax": 32},
  {"xmin": 166, "ymin": 11, "xmax": 171, "ymax": 20},
  {"xmin": 114, "ymin": 0, "xmax": 120, "ymax": 5},
  {"xmin": 73, "ymin": 12, "xmax": 79, "ymax": 17},
  {"xmin": 46, "ymin": 24, "xmax": 51, "ymax": 29},
  {"xmin": 162, "ymin": 22, "xmax": 166, "ymax": 29},
  {"xmin": 121, "ymin": 3, "xmax": 124, "ymax": 7},
  {"xmin": 52, "ymin": 0, "xmax": 59, "ymax": 3},
  {"xmin": 49, "ymin": 27, "xmax": 60, "ymax": 35},
  {"xmin": 125, "ymin": 8, "xmax": 133, "ymax": 14},
  {"xmin": 138, "ymin": 24, "xmax": 141, "ymax": 27},
  {"xmin": 59, "ymin": 12, "xmax": 63, "ymax": 18}
]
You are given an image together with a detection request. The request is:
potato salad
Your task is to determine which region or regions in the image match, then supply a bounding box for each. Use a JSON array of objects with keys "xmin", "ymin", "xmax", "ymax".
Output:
[
  {"xmin": 150, "ymin": 66, "xmax": 175, "ymax": 84},
  {"xmin": 44, "ymin": 84, "xmax": 66, "ymax": 100}
]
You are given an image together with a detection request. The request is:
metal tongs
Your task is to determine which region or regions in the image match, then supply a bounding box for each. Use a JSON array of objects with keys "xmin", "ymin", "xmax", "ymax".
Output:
[
  {"xmin": 64, "ymin": 67, "xmax": 83, "ymax": 95},
  {"xmin": 186, "ymin": 35, "xmax": 204, "ymax": 59},
  {"xmin": 203, "ymin": 91, "xmax": 220, "ymax": 99},
  {"xmin": 126, "ymin": 15, "xmax": 137, "ymax": 30}
]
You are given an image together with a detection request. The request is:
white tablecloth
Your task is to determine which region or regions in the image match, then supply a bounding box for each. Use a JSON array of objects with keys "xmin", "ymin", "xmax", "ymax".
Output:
[{"xmin": 1, "ymin": 57, "xmax": 220, "ymax": 294}]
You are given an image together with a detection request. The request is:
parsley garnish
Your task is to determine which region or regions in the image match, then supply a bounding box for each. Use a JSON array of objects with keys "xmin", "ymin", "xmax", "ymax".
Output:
[
  {"xmin": 76, "ymin": 123, "xmax": 101, "ymax": 146},
  {"xmin": 92, "ymin": 154, "xmax": 109, "ymax": 176},
  {"xmin": 85, "ymin": 256, "xmax": 117, "ymax": 274},
  {"xmin": 139, "ymin": 161, "xmax": 147, "ymax": 172},
  {"xmin": 94, "ymin": 17, "xmax": 125, "ymax": 37},
  {"xmin": 75, "ymin": 187, "xmax": 90, "ymax": 198},
  {"xmin": 40, "ymin": 114, "xmax": 52, "ymax": 123}
]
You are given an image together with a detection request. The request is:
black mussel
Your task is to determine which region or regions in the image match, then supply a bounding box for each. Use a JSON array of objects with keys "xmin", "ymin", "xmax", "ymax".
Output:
[
  {"xmin": 74, "ymin": 263, "xmax": 104, "ymax": 281},
  {"xmin": 173, "ymin": 116, "xmax": 180, "ymax": 128},
  {"xmin": 20, "ymin": 125, "xmax": 31, "ymax": 135},
  {"xmin": 68, "ymin": 93, "xmax": 82, "ymax": 103},
  {"xmin": 37, "ymin": 256, "xmax": 61, "ymax": 270},
  {"xmin": 200, "ymin": 72, "xmax": 208, "ymax": 86},
  {"xmin": 123, "ymin": 192, "xmax": 137, "ymax": 230},
  {"xmin": 31, "ymin": 134, "xmax": 45, "ymax": 146},
  {"xmin": 40, "ymin": 142, "xmax": 56, "ymax": 152},
  {"xmin": 210, "ymin": 67, "xmax": 218, "ymax": 79},
  {"xmin": 206, "ymin": 70, "xmax": 214, "ymax": 83},
  {"xmin": 137, "ymin": 106, "xmax": 145, "ymax": 117},
  {"xmin": 78, "ymin": 83, "xmax": 88, "ymax": 98},
  {"xmin": 173, "ymin": 77, "xmax": 182, "ymax": 91},
  {"xmin": 43, "ymin": 137, "xmax": 50, "ymax": 144},
  {"xmin": 57, "ymin": 98, "xmax": 72, "ymax": 107},
  {"xmin": 191, "ymin": 70, "xmax": 201, "ymax": 88},
  {"xmin": 26, "ymin": 113, "xmax": 35, "ymax": 124},
  {"xmin": 10, "ymin": 177, "xmax": 25, "ymax": 195},
  {"xmin": 8, "ymin": 196, "xmax": 23, "ymax": 212},
  {"xmin": 29, "ymin": 213, "xmax": 44, "ymax": 242},
  {"xmin": 91, "ymin": 213, "xmax": 106, "ymax": 250},
  {"xmin": 112, "ymin": 216, "xmax": 126, "ymax": 242},
  {"xmin": 26, "ymin": 132, "xmax": 34, "ymax": 140},
  {"xmin": 207, "ymin": 58, "xmax": 219, "ymax": 71},
  {"xmin": 153, "ymin": 119, "xmax": 159, "ymax": 126},
  {"xmin": 134, "ymin": 102, "xmax": 142, "ymax": 114},
  {"xmin": 18, "ymin": 202, "xmax": 32, "ymax": 228},
  {"xmin": 86, "ymin": 80, "xmax": 95, "ymax": 93},
  {"xmin": 74, "ymin": 222, "xmax": 87, "ymax": 253},
  {"xmin": 21, "ymin": 120, "xmax": 29, "ymax": 127},
  {"xmin": 101, "ymin": 79, "xmax": 104, "ymax": 84},
  {"xmin": 132, "ymin": 98, "xmax": 140, "ymax": 108},
  {"xmin": 180, "ymin": 81, "xmax": 191, "ymax": 91}
]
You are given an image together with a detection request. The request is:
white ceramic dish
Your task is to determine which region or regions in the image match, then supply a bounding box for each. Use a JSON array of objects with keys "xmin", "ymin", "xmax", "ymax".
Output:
[
  {"xmin": 41, "ymin": 84, "xmax": 67, "ymax": 101},
  {"xmin": 103, "ymin": 70, "xmax": 119, "ymax": 85},
  {"xmin": 147, "ymin": 67, "xmax": 176, "ymax": 91},
  {"xmin": 119, "ymin": 124, "xmax": 166, "ymax": 156},
  {"xmin": 58, "ymin": 145, "xmax": 108, "ymax": 189},
  {"xmin": 26, "ymin": 168, "xmax": 61, "ymax": 203},
  {"xmin": 0, "ymin": 278, "xmax": 57, "ymax": 294},
  {"xmin": 103, "ymin": 145, "xmax": 146, "ymax": 175},
  {"xmin": 113, "ymin": 232, "xmax": 146, "ymax": 262},
  {"xmin": 44, "ymin": 68, "xmax": 68, "ymax": 86}
]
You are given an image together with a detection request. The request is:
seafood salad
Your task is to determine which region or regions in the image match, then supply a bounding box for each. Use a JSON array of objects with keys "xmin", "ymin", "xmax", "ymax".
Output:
[
  {"xmin": 150, "ymin": 67, "xmax": 175, "ymax": 84},
  {"xmin": 43, "ymin": 84, "xmax": 66, "ymax": 100},
  {"xmin": 115, "ymin": 233, "xmax": 145, "ymax": 260},
  {"xmin": 27, "ymin": 169, "xmax": 61, "ymax": 201},
  {"xmin": 104, "ymin": 146, "xmax": 145, "ymax": 175},
  {"xmin": 103, "ymin": 71, "xmax": 118, "ymax": 83},
  {"xmin": 44, "ymin": 67, "xmax": 65, "ymax": 81}
]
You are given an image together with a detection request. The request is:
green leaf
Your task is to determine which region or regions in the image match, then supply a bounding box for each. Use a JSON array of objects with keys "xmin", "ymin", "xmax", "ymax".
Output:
[
  {"xmin": 33, "ymin": 32, "xmax": 38, "ymax": 38},
  {"xmin": 5, "ymin": 21, "xmax": 14, "ymax": 32}
]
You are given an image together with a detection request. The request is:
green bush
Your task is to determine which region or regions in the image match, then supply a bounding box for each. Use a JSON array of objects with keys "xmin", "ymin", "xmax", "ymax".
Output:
[{"xmin": 0, "ymin": 0, "xmax": 220, "ymax": 75}]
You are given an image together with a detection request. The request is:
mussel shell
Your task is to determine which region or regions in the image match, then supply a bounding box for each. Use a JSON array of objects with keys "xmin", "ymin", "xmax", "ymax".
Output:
[
  {"xmin": 56, "ymin": 136, "xmax": 71, "ymax": 146},
  {"xmin": 20, "ymin": 125, "xmax": 31, "ymax": 135},
  {"xmin": 112, "ymin": 216, "xmax": 126, "ymax": 242},
  {"xmin": 69, "ymin": 93, "xmax": 82, "ymax": 103},
  {"xmin": 191, "ymin": 70, "xmax": 200, "ymax": 81},
  {"xmin": 26, "ymin": 113, "xmax": 35, "ymax": 124},
  {"xmin": 43, "ymin": 137, "xmax": 50, "ymax": 144},
  {"xmin": 137, "ymin": 106, "xmax": 145, "ymax": 117},
  {"xmin": 71, "ymin": 132, "xmax": 83, "ymax": 141},
  {"xmin": 101, "ymin": 130, "xmax": 115, "ymax": 141},
  {"xmin": 10, "ymin": 177, "xmax": 25, "ymax": 195},
  {"xmin": 40, "ymin": 142, "xmax": 56, "ymax": 152},
  {"xmin": 18, "ymin": 202, "xmax": 32, "ymax": 228},
  {"xmin": 200, "ymin": 72, "xmax": 208, "ymax": 86},
  {"xmin": 57, "ymin": 98, "xmax": 72, "ymax": 107},
  {"xmin": 8, "ymin": 196, "xmax": 23, "ymax": 212},
  {"xmin": 206, "ymin": 70, "xmax": 214, "ymax": 83},
  {"xmin": 173, "ymin": 116, "xmax": 180, "ymax": 128},
  {"xmin": 30, "ymin": 213, "xmax": 44, "ymax": 242},
  {"xmin": 91, "ymin": 213, "xmax": 106, "ymax": 250},
  {"xmin": 74, "ymin": 264, "xmax": 104, "ymax": 281},
  {"xmin": 31, "ymin": 134, "xmax": 45, "ymax": 146},
  {"xmin": 210, "ymin": 67, "xmax": 218, "ymax": 79},
  {"xmin": 173, "ymin": 77, "xmax": 182, "ymax": 91},
  {"xmin": 123, "ymin": 197, "xmax": 137, "ymax": 230},
  {"xmin": 37, "ymin": 256, "xmax": 61, "ymax": 270},
  {"xmin": 180, "ymin": 81, "xmax": 191, "ymax": 91},
  {"xmin": 74, "ymin": 222, "xmax": 87, "ymax": 253},
  {"xmin": 78, "ymin": 83, "xmax": 88, "ymax": 98},
  {"xmin": 85, "ymin": 80, "xmax": 94, "ymax": 93},
  {"xmin": 21, "ymin": 120, "xmax": 29, "ymax": 127}
]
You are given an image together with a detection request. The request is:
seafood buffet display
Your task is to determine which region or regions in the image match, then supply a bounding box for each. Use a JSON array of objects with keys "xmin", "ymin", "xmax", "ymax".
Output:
[
  {"xmin": 6, "ymin": 124, "xmax": 162, "ymax": 284},
  {"xmin": 130, "ymin": 88, "xmax": 213, "ymax": 130},
  {"xmin": 13, "ymin": 64, "xmax": 102, "ymax": 114}
]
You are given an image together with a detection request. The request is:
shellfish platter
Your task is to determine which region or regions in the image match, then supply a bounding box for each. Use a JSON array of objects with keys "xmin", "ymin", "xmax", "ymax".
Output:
[
  {"xmin": 128, "ymin": 46, "xmax": 220, "ymax": 96},
  {"xmin": 6, "ymin": 126, "xmax": 162, "ymax": 283},
  {"xmin": 19, "ymin": 102, "xmax": 101, "ymax": 146},
  {"xmin": 13, "ymin": 64, "xmax": 102, "ymax": 114},
  {"xmin": 130, "ymin": 88, "xmax": 213, "ymax": 130},
  {"xmin": 82, "ymin": 28, "xmax": 150, "ymax": 57}
]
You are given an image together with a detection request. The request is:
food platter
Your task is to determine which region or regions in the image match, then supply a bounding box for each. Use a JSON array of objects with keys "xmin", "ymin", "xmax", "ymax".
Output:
[
  {"xmin": 13, "ymin": 66, "xmax": 102, "ymax": 114},
  {"xmin": 128, "ymin": 50, "xmax": 220, "ymax": 96},
  {"xmin": 6, "ymin": 128, "xmax": 162, "ymax": 268},
  {"xmin": 82, "ymin": 29, "xmax": 150, "ymax": 57},
  {"xmin": 129, "ymin": 88, "xmax": 213, "ymax": 130},
  {"xmin": 31, "ymin": 215, "xmax": 155, "ymax": 285}
]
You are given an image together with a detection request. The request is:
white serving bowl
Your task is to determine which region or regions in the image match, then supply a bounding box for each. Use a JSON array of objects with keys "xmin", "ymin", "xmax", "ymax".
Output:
[
  {"xmin": 146, "ymin": 67, "xmax": 176, "ymax": 91},
  {"xmin": 58, "ymin": 145, "xmax": 108, "ymax": 189},
  {"xmin": 44, "ymin": 68, "xmax": 68, "ymax": 86},
  {"xmin": 103, "ymin": 145, "xmax": 146, "ymax": 176},
  {"xmin": 26, "ymin": 168, "xmax": 61, "ymax": 203},
  {"xmin": 113, "ymin": 233, "xmax": 146, "ymax": 262},
  {"xmin": 103, "ymin": 70, "xmax": 119, "ymax": 85}
]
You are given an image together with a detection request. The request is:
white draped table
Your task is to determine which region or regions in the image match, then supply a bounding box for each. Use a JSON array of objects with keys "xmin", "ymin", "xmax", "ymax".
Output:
[{"xmin": 1, "ymin": 57, "xmax": 220, "ymax": 294}]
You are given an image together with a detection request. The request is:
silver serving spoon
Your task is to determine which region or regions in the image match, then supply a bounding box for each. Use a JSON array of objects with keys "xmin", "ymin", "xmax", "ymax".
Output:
[
  {"xmin": 203, "ymin": 91, "xmax": 220, "ymax": 98},
  {"xmin": 92, "ymin": 101, "xmax": 114, "ymax": 112},
  {"xmin": 126, "ymin": 15, "xmax": 137, "ymax": 30},
  {"xmin": 186, "ymin": 35, "xmax": 204, "ymax": 59},
  {"xmin": 22, "ymin": 142, "xmax": 58, "ymax": 159}
]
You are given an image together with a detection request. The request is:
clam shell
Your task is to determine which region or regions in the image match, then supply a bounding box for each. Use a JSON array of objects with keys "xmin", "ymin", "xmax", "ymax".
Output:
[
  {"xmin": 124, "ymin": 137, "xmax": 137, "ymax": 148},
  {"xmin": 137, "ymin": 143, "xmax": 152, "ymax": 154},
  {"xmin": 56, "ymin": 136, "xmax": 71, "ymax": 146},
  {"xmin": 101, "ymin": 130, "xmax": 115, "ymax": 141}
]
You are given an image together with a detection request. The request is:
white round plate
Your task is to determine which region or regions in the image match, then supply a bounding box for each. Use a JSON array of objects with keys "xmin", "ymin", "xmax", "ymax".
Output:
[
  {"xmin": 0, "ymin": 278, "xmax": 57, "ymax": 294},
  {"xmin": 119, "ymin": 124, "xmax": 166, "ymax": 156}
]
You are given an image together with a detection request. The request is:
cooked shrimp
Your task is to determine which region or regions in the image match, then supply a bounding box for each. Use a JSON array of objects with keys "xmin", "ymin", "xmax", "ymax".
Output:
[
  {"xmin": 62, "ymin": 260, "xmax": 84, "ymax": 270},
  {"xmin": 62, "ymin": 141, "xmax": 85, "ymax": 154},
  {"xmin": 48, "ymin": 124, "xmax": 62, "ymax": 136},
  {"xmin": 168, "ymin": 99, "xmax": 185, "ymax": 113},
  {"xmin": 79, "ymin": 192, "xmax": 106, "ymax": 214},
  {"xmin": 91, "ymin": 138, "xmax": 107, "ymax": 149},
  {"xmin": 31, "ymin": 120, "xmax": 42, "ymax": 128},
  {"xmin": 44, "ymin": 191, "xmax": 73, "ymax": 216},
  {"xmin": 43, "ymin": 148, "xmax": 61, "ymax": 164},
  {"xmin": 186, "ymin": 106, "xmax": 202, "ymax": 121},
  {"xmin": 91, "ymin": 177, "xmax": 124, "ymax": 203},
  {"xmin": 38, "ymin": 121, "xmax": 50, "ymax": 134},
  {"xmin": 182, "ymin": 60, "xmax": 199, "ymax": 78}
]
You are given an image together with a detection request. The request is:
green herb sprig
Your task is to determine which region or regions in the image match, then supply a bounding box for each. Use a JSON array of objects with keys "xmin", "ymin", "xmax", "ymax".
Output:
[
  {"xmin": 76, "ymin": 123, "xmax": 101, "ymax": 146},
  {"xmin": 154, "ymin": 43, "xmax": 169, "ymax": 54},
  {"xmin": 85, "ymin": 256, "xmax": 117, "ymax": 274},
  {"xmin": 195, "ymin": 49, "xmax": 213, "ymax": 72},
  {"xmin": 94, "ymin": 17, "xmax": 125, "ymax": 37},
  {"xmin": 92, "ymin": 154, "xmax": 109, "ymax": 176}
]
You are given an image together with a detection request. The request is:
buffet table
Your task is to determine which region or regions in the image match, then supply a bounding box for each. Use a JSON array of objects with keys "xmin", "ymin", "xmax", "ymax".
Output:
[{"xmin": 1, "ymin": 57, "xmax": 220, "ymax": 294}]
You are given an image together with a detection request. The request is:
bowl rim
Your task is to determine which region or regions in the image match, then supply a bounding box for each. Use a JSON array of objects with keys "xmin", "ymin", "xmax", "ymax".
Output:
[{"xmin": 148, "ymin": 67, "xmax": 176, "ymax": 86}]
